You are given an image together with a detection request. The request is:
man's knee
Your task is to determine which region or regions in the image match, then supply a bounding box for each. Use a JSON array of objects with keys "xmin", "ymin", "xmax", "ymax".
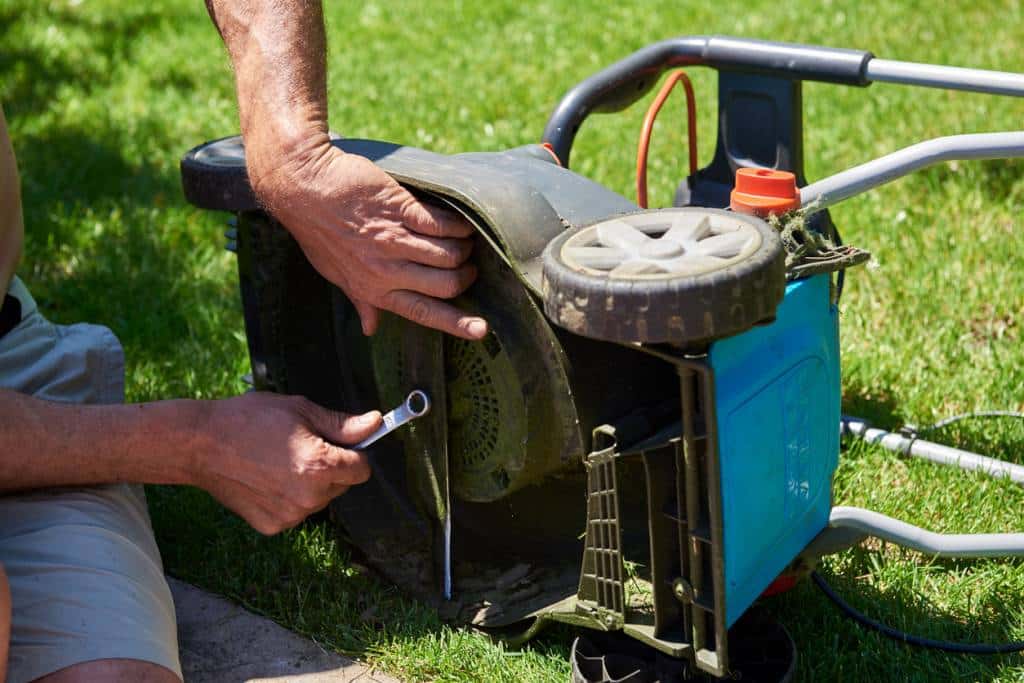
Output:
[
  {"xmin": 33, "ymin": 658, "xmax": 180, "ymax": 683},
  {"xmin": 1, "ymin": 563, "xmax": 9, "ymax": 683}
]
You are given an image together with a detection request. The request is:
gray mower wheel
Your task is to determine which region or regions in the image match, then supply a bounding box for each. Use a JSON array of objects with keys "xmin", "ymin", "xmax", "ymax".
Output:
[{"xmin": 541, "ymin": 208, "xmax": 785, "ymax": 345}]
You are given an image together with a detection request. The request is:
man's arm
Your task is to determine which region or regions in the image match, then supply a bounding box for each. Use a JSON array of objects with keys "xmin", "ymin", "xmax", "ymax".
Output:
[
  {"xmin": 204, "ymin": 1, "xmax": 488, "ymax": 340},
  {"xmin": 0, "ymin": 389, "xmax": 382, "ymax": 535}
]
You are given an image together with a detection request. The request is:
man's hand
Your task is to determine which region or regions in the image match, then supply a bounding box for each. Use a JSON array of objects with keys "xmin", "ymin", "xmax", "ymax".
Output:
[
  {"xmin": 254, "ymin": 142, "xmax": 488, "ymax": 340},
  {"xmin": 205, "ymin": 0, "xmax": 489, "ymax": 340},
  {"xmin": 195, "ymin": 392, "xmax": 383, "ymax": 535},
  {"xmin": 0, "ymin": 389, "xmax": 382, "ymax": 536}
]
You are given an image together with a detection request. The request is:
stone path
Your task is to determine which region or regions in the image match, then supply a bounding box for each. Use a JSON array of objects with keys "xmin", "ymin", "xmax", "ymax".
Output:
[{"xmin": 169, "ymin": 577, "xmax": 401, "ymax": 683}]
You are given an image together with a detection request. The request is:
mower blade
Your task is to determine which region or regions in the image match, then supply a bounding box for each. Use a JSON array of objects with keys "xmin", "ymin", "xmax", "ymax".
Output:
[{"xmin": 400, "ymin": 324, "xmax": 453, "ymax": 600}]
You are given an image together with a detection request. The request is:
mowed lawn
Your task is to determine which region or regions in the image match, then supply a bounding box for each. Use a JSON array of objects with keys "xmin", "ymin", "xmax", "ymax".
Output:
[{"xmin": 4, "ymin": 0, "xmax": 1024, "ymax": 680}]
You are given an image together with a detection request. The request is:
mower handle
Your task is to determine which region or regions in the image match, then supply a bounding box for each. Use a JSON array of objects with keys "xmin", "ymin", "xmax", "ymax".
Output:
[
  {"xmin": 800, "ymin": 131, "xmax": 1024, "ymax": 211},
  {"xmin": 542, "ymin": 35, "xmax": 1024, "ymax": 167}
]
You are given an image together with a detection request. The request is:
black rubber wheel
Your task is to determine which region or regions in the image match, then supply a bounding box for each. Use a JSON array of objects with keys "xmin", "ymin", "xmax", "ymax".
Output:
[
  {"xmin": 569, "ymin": 608, "xmax": 796, "ymax": 683},
  {"xmin": 541, "ymin": 208, "xmax": 785, "ymax": 345},
  {"xmin": 180, "ymin": 135, "xmax": 260, "ymax": 212}
]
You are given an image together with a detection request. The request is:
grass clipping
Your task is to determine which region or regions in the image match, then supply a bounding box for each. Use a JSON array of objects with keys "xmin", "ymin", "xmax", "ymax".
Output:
[{"xmin": 767, "ymin": 207, "xmax": 871, "ymax": 279}]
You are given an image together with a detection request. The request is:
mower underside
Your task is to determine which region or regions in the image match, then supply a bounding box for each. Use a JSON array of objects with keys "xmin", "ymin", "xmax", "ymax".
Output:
[{"xmin": 182, "ymin": 134, "xmax": 838, "ymax": 681}]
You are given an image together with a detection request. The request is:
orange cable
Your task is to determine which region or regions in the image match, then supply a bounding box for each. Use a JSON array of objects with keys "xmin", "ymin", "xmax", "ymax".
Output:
[{"xmin": 636, "ymin": 70, "xmax": 697, "ymax": 209}]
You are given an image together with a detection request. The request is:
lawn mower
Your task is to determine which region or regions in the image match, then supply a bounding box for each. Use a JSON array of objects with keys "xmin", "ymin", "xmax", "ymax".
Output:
[{"xmin": 180, "ymin": 36, "xmax": 1024, "ymax": 682}]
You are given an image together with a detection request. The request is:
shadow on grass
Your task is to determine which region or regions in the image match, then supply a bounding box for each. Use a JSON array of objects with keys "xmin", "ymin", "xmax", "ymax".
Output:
[
  {"xmin": 767, "ymin": 552, "xmax": 1024, "ymax": 682},
  {"xmin": 843, "ymin": 376, "xmax": 1024, "ymax": 467},
  {"xmin": 147, "ymin": 485, "xmax": 574, "ymax": 669},
  {"xmin": 0, "ymin": 4, "xmax": 206, "ymax": 118},
  {"xmin": 2, "ymin": 5, "xmax": 242, "ymax": 393},
  {"xmin": 797, "ymin": 380, "xmax": 1024, "ymax": 680},
  {"xmin": 933, "ymin": 158, "xmax": 1024, "ymax": 202},
  {"xmin": 12, "ymin": 122, "xmax": 237, "ymax": 377},
  {"xmin": 842, "ymin": 377, "xmax": 903, "ymax": 429}
]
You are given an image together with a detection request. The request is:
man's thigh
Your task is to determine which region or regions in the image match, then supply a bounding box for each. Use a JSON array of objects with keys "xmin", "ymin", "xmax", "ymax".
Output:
[
  {"xmin": 0, "ymin": 278, "xmax": 181, "ymax": 683},
  {"xmin": 0, "ymin": 484, "xmax": 181, "ymax": 683},
  {"xmin": 36, "ymin": 658, "xmax": 179, "ymax": 683}
]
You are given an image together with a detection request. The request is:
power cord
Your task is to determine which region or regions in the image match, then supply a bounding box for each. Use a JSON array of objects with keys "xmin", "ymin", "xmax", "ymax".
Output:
[
  {"xmin": 811, "ymin": 571, "xmax": 1024, "ymax": 654},
  {"xmin": 899, "ymin": 410, "xmax": 1024, "ymax": 439}
]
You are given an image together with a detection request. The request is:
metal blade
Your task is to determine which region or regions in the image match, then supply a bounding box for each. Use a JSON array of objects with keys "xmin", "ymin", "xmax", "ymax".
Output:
[{"xmin": 399, "ymin": 323, "xmax": 453, "ymax": 599}]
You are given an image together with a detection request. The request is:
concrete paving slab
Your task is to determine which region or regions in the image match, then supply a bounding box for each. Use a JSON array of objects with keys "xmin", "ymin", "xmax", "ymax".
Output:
[{"xmin": 169, "ymin": 577, "xmax": 401, "ymax": 683}]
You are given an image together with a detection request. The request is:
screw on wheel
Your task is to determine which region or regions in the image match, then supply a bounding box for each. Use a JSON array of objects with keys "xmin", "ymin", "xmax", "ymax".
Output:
[{"xmin": 541, "ymin": 208, "xmax": 785, "ymax": 345}]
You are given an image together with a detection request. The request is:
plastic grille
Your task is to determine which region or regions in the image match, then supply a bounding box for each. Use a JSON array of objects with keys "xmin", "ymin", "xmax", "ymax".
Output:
[
  {"xmin": 578, "ymin": 449, "xmax": 625, "ymax": 618},
  {"xmin": 446, "ymin": 337, "xmax": 501, "ymax": 469}
]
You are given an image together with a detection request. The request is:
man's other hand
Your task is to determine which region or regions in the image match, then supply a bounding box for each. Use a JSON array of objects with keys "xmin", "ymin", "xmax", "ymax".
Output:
[
  {"xmin": 252, "ymin": 141, "xmax": 489, "ymax": 341},
  {"xmin": 196, "ymin": 392, "xmax": 383, "ymax": 535}
]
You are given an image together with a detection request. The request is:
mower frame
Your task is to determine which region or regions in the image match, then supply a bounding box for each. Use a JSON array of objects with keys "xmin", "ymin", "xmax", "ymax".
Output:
[{"xmin": 180, "ymin": 35, "xmax": 1024, "ymax": 682}]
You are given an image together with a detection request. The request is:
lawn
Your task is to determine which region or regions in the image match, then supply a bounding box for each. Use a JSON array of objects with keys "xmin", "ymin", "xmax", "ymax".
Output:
[{"xmin": 3, "ymin": 0, "xmax": 1024, "ymax": 681}]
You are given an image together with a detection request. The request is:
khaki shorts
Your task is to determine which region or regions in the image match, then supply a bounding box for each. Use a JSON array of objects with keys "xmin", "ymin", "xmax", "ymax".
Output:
[{"xmin": 0, "ymin": 276, "xmax": 181, "ymax": 683}]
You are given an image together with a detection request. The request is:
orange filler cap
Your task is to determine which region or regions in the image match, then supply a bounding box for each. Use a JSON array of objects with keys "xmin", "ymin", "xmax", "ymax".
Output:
[{"xmin": 730, "ymin": 168, "xmax": 800, "ymax": 217}]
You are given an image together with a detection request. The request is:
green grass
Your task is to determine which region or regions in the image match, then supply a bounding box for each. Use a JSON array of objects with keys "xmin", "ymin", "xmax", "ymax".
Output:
[{"xmin": 4, "ymin": 0, "xmax": 1024, "ymax": 680}]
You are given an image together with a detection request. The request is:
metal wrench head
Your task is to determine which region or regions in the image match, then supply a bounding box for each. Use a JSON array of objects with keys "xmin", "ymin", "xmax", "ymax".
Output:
[{"xmin": 353, "ymin": 390, "xmax": 431, "ymax": 449}]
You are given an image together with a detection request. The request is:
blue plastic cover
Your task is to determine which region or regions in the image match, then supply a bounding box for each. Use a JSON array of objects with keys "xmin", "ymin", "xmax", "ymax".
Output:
[{"xmin": 708, "ymin": 274, "xmax": 840, "ymax": 627}]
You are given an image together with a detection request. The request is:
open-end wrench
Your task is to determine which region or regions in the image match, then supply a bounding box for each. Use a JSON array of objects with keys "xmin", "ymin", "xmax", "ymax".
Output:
[
  {"xmin": 350, "ymin": 389, "xmax": 451, "ymax": 600},
  {"xmin": 352, "ymin": 390, "xmax": 431, "ymax": 449}
]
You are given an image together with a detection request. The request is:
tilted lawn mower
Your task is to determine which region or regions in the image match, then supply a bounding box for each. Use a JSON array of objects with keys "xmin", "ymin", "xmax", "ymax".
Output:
[{"xmin": 181, "ymin": 36, "xmax": 1024, "ymax": 682}]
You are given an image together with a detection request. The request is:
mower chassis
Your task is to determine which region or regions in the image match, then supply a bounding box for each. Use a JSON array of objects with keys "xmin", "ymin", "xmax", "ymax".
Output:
[{"xmin": 181, "ymin": 34, "xmax": 1024, "ymax": 683}]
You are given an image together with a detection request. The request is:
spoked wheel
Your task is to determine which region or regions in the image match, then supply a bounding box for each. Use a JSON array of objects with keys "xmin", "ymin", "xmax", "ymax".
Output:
[
  {"xmin": 570, "ymin": 609, "xmax": 796, "ymax": 683},
  {"xmin": 542, "ymin": 208, "xmax": 785, "ymax": 345}
]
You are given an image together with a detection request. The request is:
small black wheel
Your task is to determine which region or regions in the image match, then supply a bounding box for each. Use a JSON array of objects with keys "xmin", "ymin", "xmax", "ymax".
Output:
[
  {"xmin": 541, "ymin": 208, "xmax": 785, "ymax": 345},
  {"xmin": 569, "ymin": 608, "xmax": 796, "ymax": 683},
  {"xmin": 180, "ymin": 135, "xmax": 258, "ymax": 212}
]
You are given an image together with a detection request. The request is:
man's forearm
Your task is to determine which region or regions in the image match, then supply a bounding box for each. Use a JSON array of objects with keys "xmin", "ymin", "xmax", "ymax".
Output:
[
  {"xmin": 0, "ymin": 389, "xmax": 205, "ymax": 492},
  {"xmin": 205, "ymin": 0, "xmax": 331, "ymax": 197}
]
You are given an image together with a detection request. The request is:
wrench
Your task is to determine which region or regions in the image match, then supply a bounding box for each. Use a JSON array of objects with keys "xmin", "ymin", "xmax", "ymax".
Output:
[
  {"xmin": 352, "ymin": 390, "xmax": 431, "ymax": 449},
  {"xmin": 350, "ymin": 389, "xmax": 450, "ymax": 599}
]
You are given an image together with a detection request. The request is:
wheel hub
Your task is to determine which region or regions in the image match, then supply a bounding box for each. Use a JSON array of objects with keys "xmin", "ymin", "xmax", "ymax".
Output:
[{"xmin": 562, "ymin": 211, "xmax": 763, "ymax": 279}]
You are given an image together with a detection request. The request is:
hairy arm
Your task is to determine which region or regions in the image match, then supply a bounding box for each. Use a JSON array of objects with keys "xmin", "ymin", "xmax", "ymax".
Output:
[
  {"xmin": 0, "ymin": 390, "xmax": 201, "ymax": 491},
  {"xmin": 204, "ymin": 1, "xmax": 488, "ymax": 340},
  {"xmin": 0, "ymin": 389, "xmax": 381, "ymax": 535},
  {"xmin": 203, "ymin": 0, "xmax": 330, "ymax": 193}
]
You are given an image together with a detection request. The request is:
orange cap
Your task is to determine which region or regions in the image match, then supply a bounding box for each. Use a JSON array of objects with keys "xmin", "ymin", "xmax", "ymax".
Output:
[{"xmin": 730, "ymin": 168, "xmax": 800, "ymax": 217}]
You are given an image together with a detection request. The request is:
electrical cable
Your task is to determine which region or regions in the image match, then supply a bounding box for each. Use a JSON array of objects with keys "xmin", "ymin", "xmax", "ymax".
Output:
[
  {"xmin": 900, "ymin": 410, "xmax": 1024, "ymax": 438},
  {"xmin": 636, "ymin": 70, "xmax": 697, "ymax": 209},
  {"xmin": 820, "ymin": 410, "xmax": 1024, "ymax": 652},
  {"xmin": 811, "ymin": 571, "xmax": 1024, "ymax": 654}
]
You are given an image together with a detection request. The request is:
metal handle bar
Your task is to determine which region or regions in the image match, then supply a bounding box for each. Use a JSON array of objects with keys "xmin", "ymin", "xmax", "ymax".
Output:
[
  {"xmin": 830, "ymin": 506, "xmax": 1024, "ymax": 558},
  {"xmin": 801, "ymin": 131, "xmax": 1024, "ymax": 210},
  {"xmin": 542, "ymin": 35, "xmax": 1024, "ymax": 167}
]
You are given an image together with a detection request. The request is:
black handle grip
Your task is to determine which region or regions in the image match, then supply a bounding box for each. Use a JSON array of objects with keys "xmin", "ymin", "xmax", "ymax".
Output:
[{"xmin": 541, "ymin": 35, "xmax": 873, "ymax": 166}]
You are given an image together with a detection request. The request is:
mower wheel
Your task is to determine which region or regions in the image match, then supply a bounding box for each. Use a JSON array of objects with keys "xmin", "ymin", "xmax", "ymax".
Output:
[
  {"xmin": 180, "ymin": 135, "xmax": 258, "ymax": 212},
  {"xmin": 541, "ymin": 208, "xmax": 785, "ymax": 345},
  {"xmin": 570, "ymin": 608, "xmax": 796, "ymax": 682}
]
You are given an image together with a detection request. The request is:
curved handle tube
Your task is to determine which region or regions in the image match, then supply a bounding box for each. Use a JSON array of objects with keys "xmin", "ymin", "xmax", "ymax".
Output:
[
  {"xmin": 542, "ymin": 36, "xmax": 873, "ymax": 166},
  {"xmin": 830, "ymin": 506, "xmax": 1024, "ymax": 558},
  {"xmin": 801, "ymin": 132, "xmax": 1024, "ymax": 210},
  {"xmin": 542, "ymin": 36, "xmax": 1024, "ymax": 169}
]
